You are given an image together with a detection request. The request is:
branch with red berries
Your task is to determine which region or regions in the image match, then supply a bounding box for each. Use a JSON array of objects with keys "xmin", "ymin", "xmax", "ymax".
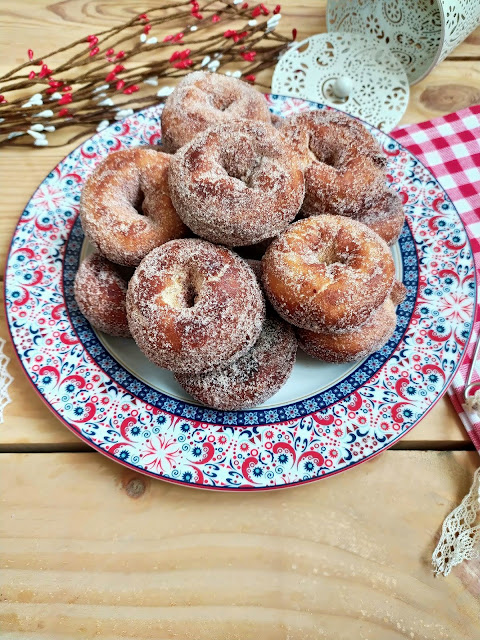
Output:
[{"xmin": 0, "ymin": 0, "xmax": 295, "ymax": 148}]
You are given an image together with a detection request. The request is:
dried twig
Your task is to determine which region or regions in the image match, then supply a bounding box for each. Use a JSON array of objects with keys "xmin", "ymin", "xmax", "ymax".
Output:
[{"xmin": 0, "ymin": 0, "xmax": 294, "ymax": 148}]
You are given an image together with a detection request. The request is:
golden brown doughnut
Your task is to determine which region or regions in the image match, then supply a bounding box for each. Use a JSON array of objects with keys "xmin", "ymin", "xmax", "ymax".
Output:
[
  {"xmin": 280, "ymin": 110, "xmax": 388, "ymax": 218},
  {"xmin": 80, "ymin": 148, "xmax": 187, "ymax": 266},
  {"xmin": 126, "ymin": 238, "xmax": 265, "ymax": 374},
  {"xmin": 74, "ymin": 252, "xmax": 133, "ymax": 337},
  {"xmin": 262, "ymin": 215, "xmax": 395, "ymax": 332},
  {"xmin": 361, "ymin": 189, "xmax": 405, "ymax": 246},
  {"xmin": 298, "ymin": 297, "xmax": 398, "ymax": 363},
  {"xmin": 175, "ymin": 316, "xmax": 297, "ymax": 410},
  {"xmin": 161, "ymin": 71, "xmax": 271, "ymax": 152},
  {"xmin": 168, "ymin": 121, "xmax": 305, "ymax": 246}
]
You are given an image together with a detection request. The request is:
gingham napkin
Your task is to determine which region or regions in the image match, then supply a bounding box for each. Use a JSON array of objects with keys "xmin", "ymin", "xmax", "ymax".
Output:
[{"xmin": 392, "ymin": 106, "xmax": 480, "ymax": 452}]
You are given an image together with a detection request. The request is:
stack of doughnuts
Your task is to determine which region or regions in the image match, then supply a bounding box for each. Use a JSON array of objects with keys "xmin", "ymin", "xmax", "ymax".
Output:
[{"xmin": 74, "ymin": 70, "xmax": 407, "ymax": 411}]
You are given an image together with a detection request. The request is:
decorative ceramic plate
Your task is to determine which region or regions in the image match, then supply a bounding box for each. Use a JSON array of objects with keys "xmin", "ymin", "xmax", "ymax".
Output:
[{"xmin": 5, "ymin": 96, "xmax": 475, "ymax": 490}]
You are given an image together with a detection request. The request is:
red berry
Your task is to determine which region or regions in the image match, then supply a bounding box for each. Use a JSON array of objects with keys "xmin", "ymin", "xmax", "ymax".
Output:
[
  {"xmin": 62, "ymin": 86, "xmax": 72, "ymax": 92},
  {"xmin": 115, "ymin": 51, "xmax": 125, "ymax": 59},
  {"xmin": 113, "ymin": 64, "xmax": 125, "ymax": 73},
  {"xmin": 169, "ymin": 51, "xmax": 181, "ymax": 62},
  {"xmin": 173, "ymin": 32, "xmax": 184, "ymax": 41},
  {"xmin": 105, "ymin": 71, "xmax": 117, "ymax": 82},
  {"xmin": 28, "ymin": 49, "xmax": 34, "ymax": 60},
  {"xmin": 106, "ymin": 48, "xmax": 115, "ymax": 56},
  {"xmin": 163, "ymin": 35, "xmax": 174, "ymax": 42},
  {"xmin": 89, "ymin": 47, "xmax": 100, "ymax": 57},
  {"xmin": 260, "ymin": 3, "xmax": 269, "ymax": 15},
  {"xmin": 58, "ymin": 93, "xmax": 72, "ymax": 105},
  {"xmin": 174, "ymin": 59, "xmax": 194, "ymax": 69},
  {"xmin": 58, "ymin": 107, "xmax": 70, "ymax": 117},
  {"xmin": 116, "ymin": 79, "xmax": 125, "ymax": 91},
  {"xmin": 251, "ymin": 6, "xmax": 261, "ymax": 17},
  {"xmin": 39, "ymin": 64, "xmax": 52, "ymax": 78},
  {"xmin": 88, "ymin": 36, "xmax": 99, "ymax": 48},
  {"xmin": 211, "ymin": 14, "xmax": 220, "ymax": 22},
  {"xmin": 292, "ymin": 28, "xmax": 297, "ymax": 40},
  {"xmin": 273, "ymin": 4, "xmax": 280, "ymax": 13},
  {"xmin": 28, "ymin": 70, "xmax": 36, "ymax": 79},
  {"xmin": 242, "ymin": 2, "xmax": 249, "ymax": 8},
  {"xmin": 144, "ymin": 24, "xmax": 151, "ymax": 34},
  {"xmin": 138, "ymin": 13, "xmax": 149, "ymax": 21},
  {"xmin": 245, "ymin": 74, "xmax": 256, "ymax": 82}
]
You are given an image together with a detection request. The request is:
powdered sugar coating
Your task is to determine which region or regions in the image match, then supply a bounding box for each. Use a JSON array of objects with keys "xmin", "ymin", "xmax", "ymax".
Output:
[
  {"xmin": 280, "ymin": 110, "xmax": 388, "ymax": 219},
  {"xmin": 262, "ymin": 215, "xmax": 395, "ymax": 332},
  {"xmin": 298, "ymin": 297, "xmax": 397, "ymax": 363},
  {"xmin": 126, "ymin": 238, "xmax": 266, "ymax": 374},
  {"xmin": 168, "ymin": 121, "xmax": 305, "ymax": 246},
  {"xmin": 175, "ymin": 315, "xmax": 297, "ymax": 410},
  {"xmin": 74, "ymin": 252, "xmax": 132, "ymax": 337},
  {"xmin": 80, "ymin": 148, "xmax": 187, "ymax": 266},
  {"xmin": 161, "ymin": 71, "xmax": 271, "ymax": 152}
]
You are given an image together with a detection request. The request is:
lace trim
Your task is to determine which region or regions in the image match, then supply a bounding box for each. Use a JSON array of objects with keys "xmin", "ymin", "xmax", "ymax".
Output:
[
  {"xmin": 0, "ymin": 337, "xmax": 13, "ymax": 423},
  {"xmin": 433, "ymin": 467, "xmax": 480, "ymax": 576}
]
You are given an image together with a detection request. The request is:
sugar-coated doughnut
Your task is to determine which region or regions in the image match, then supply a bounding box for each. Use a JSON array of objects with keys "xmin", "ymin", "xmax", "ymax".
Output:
[
  {"xmin": 74, "ymin": 252, "xmax": 132, "ymax": 337},
  {"xmin": 298, "ymin": 297, "xmax": 398, "ymax": 363},
  {"xmin": 168, "ymin": 121, "xmax": 305, "ymax": 246},
  {"xmin": 80, "ymin": 148, "xmax": 187, "ymax": 266},
  {"xmin": 160, "ymin": 71, "xmax": 271, "ymax": 152},
  {"xmin": 126, "ymin": 239, "xmax": 265, "ymax": 374},
  {"xmin": 280, "ymin": 110, "xmax": 388, "ymax": 218},
  {"xmin": 262, "ymin": 215, "xmax": 395, "ymax": 332},
  {"xmin": 168, "ymin": 121, "xmax": 304, "ymax": 246},
  {"xmin": 361, "ymin": 189, "xmax": 405, "ymax": 246},
  {"xmin": 175, "ymin": 316, "xmax": 297, "ymax": 410}
]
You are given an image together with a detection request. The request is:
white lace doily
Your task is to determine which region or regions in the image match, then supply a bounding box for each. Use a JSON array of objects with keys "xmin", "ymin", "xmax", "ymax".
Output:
[
  {"xmin": 272, "ymin": 32, "xmax": 409, "ymax": 132},
  {"xmin": 0, "ymin": 337, "xmax": 13, "ymax": 423},
  {"xmin": 327, "ymin": 0, "xmax": 480, "ymax": 85},
  {"xmin": 433, "ymin": 467, "xmax": 480, "ymax": 576}
]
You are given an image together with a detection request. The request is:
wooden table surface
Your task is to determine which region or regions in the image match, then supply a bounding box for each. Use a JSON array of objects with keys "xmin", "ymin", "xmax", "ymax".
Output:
[{"xmin": 1, "ymin": 2, "xmax": 479, "ymax": 637}]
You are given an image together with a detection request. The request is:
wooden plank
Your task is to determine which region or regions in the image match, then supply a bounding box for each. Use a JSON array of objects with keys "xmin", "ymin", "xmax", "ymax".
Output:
[{"xmin": 1, "ymin": 451, "xmax": 479, "ymax": 638}]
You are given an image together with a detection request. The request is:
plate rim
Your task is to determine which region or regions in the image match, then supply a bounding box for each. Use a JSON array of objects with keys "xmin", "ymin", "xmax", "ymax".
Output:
[{"xmin": 4, "ymin": 95, "xmax": 476, "ymax": 491}]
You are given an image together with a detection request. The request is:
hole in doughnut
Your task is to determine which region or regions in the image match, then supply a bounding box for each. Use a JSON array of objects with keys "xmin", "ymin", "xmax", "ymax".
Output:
[
  {"xmin": 308, "ymin": 136, "xmax": 339, "ymax": 168},
  {"xmin": 223, "ymin": 154, "xmax": 264, "ymax": 188},
  {"xmin": 211, "ymin": 93, "xmax": 235, "ymax": 112},
  {"xmin": 132, "ymin": 188, "xmax": 146, "ymax": 215},
  {"xmin": 183, "ymin": 282, "xmax": 198, "ymax": 308},
  {"xmin": 317, "ymin": 243, "xmax": 348, "ymax": 266},
  {"xmin": 306, "ymin": 235, "xmax": 351, "ymax": 269},
  {"xmin": 160, "ymin": 272, "xmax": 202, "ymax": 309}
]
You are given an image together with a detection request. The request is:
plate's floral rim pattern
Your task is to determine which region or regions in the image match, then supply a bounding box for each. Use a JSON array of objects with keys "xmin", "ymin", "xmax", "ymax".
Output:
[{"xmin": 4, "ymin": 96, "xmax": 476, "ymax": 490}]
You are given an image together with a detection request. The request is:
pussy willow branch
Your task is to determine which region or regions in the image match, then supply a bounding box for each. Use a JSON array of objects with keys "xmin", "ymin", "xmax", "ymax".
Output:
[{"xmin": 0, "ymin": 0, "xmax": 293, "ymax": 147}]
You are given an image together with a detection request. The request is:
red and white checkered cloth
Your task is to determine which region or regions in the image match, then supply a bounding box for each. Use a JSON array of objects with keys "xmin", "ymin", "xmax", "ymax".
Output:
[{"xmin": 391, "ymin": 106, "xmax": 480, "ymax": 451}]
